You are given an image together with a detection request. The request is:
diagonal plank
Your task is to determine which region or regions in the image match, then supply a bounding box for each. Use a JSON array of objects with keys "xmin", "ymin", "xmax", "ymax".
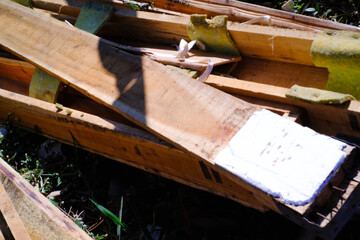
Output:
[{"xmin": 0, "ymin": 0, "xmax": 258, "ymax": 163}]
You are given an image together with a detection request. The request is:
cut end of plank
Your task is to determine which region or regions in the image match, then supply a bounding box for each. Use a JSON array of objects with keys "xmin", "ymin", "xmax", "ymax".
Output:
[{"xmin": 214, "ymin": 109, "xmax": 348, "ymax": 206}]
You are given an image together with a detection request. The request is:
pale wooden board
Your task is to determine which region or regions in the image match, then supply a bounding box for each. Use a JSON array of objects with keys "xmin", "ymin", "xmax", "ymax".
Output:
[
  {"xmin": 32, "ymin": 0, "xmax": 320, "ymax": 66},
  {"xmin": 0, "ymin": 157, "xmax": 92, "ymax": 240},
  {"xmin": 0, "ymin": 0, "xmax": 259, "ymax": 165}
]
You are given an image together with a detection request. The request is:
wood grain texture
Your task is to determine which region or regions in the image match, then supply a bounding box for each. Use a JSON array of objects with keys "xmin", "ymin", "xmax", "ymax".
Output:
[
  {"xmin": 0, "ymin": 181, "xmax": 32, "ymax": 240},
  {"xmin": 0, "ymin": 87, "xmax": 272, "ymax": 212},
  {"xmin": 0, "ymin": 0, "xmax": 259, "ymax": 164},
  {"xmin": 32, "ymin": 0, "xmax": 320, "ymax": 65},
  {"xmin": 0, "ymin": 157, "xmax": 92, "ymax": 240},
  {"xmin": 0, "ymin": 56, "xmax": 34, "ymax": 83}
]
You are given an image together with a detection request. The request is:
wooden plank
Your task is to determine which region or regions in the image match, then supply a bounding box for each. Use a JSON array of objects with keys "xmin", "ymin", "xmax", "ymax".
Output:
[
  {"xmin": 0, "ymin": 87, "xmax": 271, "ymax": 212},
  {"xmin": 32, "ymin": 0, "xmax": 320, "ymax": 66},
  {"xmin": 0, "ymin": 0, "xmax": 259, "ymax": 165},
  {"xmin": 0, "ymin": 182, "xmax": 32, "ymax": 240},
  {"xmin": 0, "ymin": 56, "xmax": 34, "ymax": 83},
  {"xmin": 0, "ymin": 157, "xmax": 92, "ymax": 240}
]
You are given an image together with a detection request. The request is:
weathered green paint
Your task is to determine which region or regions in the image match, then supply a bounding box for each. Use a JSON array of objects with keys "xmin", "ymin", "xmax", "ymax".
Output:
[
  {"xmin": 311, "ymin": 30, "xmax": 360, "ymax": 99},
  {"xmin": 29, "ymin": 0, "xmax": 113, "ymax": 103},
  {"xmin": 285, "ymin": 84, "xmax": 355, "ymax": 104},
  {"xmin": 11, "ymin": 0, "xmax": 32, "ymax": 7},
  {"xmin": 29, "ymin": 68, "xmax": 62, "ymax": 103},
  {"xmin": 187, "ymin": 15, "xmax": 241, "ymax": 56},
  {"xmin": 74, "ymin": 0, "xmax": 114, "ymax": 34}
]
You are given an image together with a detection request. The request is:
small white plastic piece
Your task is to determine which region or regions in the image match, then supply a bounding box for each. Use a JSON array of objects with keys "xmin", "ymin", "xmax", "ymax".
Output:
[
  {"xmin": 176, "ymin": 39, "xmax": 197, "ymax": 60},
  {"xmin": 64, "ymin": 20, "xmax": 73, "ymax": 26},
  {"xmin": 197, "ymin": 60, "xmax": 213, "ymax": 82},
  {"xmin": 214, "ymin": 109, "xmax": 347, "ymax": 205}
]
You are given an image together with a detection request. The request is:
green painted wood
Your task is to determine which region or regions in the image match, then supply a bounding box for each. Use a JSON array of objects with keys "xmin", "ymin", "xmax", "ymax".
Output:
[
  {"xmin": 29, "ymin": 0, "xmax": 114, "ymax": 103},
  {"xmin": 286, "ymin": 84, "xmax": 355, "ymax": 104},
  {"xmin": 187, "ymin": 15, "xmax": 240, "ymax": 56},
  {"xmin": 11, "ymin": 0, "xmax": 31, "ymax": 7},
  {"xmin": 74, "ymin": 0, "xmax": 114, "ymax": 34}
]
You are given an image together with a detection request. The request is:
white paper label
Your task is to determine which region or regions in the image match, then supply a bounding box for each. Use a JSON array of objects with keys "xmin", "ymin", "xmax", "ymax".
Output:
[{"xmin": 214, "ymin": 109, "xmax": 347, "ymax": 205}]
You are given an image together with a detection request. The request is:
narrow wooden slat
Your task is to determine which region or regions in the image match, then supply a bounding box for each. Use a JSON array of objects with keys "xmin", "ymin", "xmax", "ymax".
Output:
[
  {"xmin": 0, "ymin": 156, "xmax": 92, "ymax": 240},
  {"xmin": 0, "ymin": 182, "xmax": 32, "ymax": 240},
  {"xmin": 0, "ymin": 0, "xmax": 259, "ymax": 165}
]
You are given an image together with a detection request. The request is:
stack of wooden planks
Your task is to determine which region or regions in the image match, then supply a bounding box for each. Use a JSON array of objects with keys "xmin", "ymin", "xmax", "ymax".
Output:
[{"xmin": 0, "ymin": 0, "xmax": 360, "ymax": 239}]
